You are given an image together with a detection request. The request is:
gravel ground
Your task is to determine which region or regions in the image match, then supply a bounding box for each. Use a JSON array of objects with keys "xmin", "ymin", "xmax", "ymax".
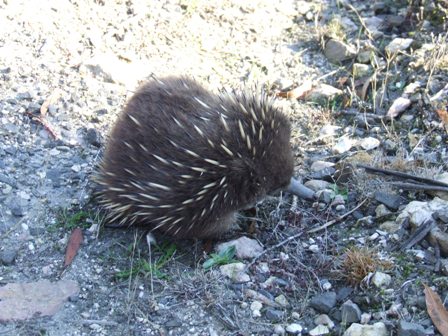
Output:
[{"xmin": 1, "ymin": 1, "xmax": 448, "ymax": 335}]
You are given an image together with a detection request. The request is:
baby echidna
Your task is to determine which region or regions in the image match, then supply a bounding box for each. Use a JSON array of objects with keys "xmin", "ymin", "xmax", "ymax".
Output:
[{"xmin": 96, "ymin": 76, "xmax": 302, "ymax": 239}]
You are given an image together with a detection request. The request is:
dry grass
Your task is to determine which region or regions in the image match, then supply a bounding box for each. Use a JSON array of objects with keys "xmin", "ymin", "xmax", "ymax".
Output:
[{"xmin": 337, "ymin": 246, "xmax": 393, "ymax": 286}]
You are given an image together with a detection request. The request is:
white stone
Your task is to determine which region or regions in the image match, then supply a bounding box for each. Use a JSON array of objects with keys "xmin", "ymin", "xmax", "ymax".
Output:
[
  {"xmin": 286, "ymin": 323, "xmax": 303, "ymax": 334},
  {"xmin": 333, "ymin": 136, "xmax": 355, "ymax": 154},
  {"xmin": 304, "ymin": 180, "xmax": 331, "ymax": 192},
  {"xmin": 386, "ymin": 38, "xmax": 414, "ymax": 55},
  {"xmin": 274, "ymin": 325, "xmax": 286, "ymax": 335},
  {"xmin": 250, "ymin": 301, "xmax": 262, "ymax": 311},
  {"xmin": 372, "ymin": 272, "xmax": 391, "ymax": 288},
  {"xmin": 275, "ymin": 294, "xmax": 289, "ymax": 307},
  {"xmin": 359, "ymin": 137, "xmax": 380, "ymax": 150},
  {"xmin": 319, "ymin": 125, "xmax": 341, "ymax": 137},
  {"xmin": 314, "ymin": 314, "xmax": 335, "ymax": 329},
  {"xmin": 343, "ymin": 322, "xmax": 387, "ymax": 336},
  {"xmin": 219, "ymin": 263, "xmax": 250, "ymax": 283},
  {"xmin": 309, "ymin": 244, "xmax": 320, "ymax": 253},
  {"xmin": 360, "ymin": 312, "xmax": 371, "ymax": 324},
  {"xmin": 309, "ymin": 325, "xmax": 330, "ymax": 335},
  {"xmin": 311, "ymin": 161, "xmax": 335, "ymax": 172}
]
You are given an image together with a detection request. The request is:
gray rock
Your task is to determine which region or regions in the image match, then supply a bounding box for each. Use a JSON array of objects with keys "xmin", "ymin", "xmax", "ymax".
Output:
[
  {"xmin": 165, "ymin": 318, "xmax": 182, "ymax": 328},
  {"xmin": 337, "ymin": 287, "xmax": 353, "ymax": 302},
  {"xmin": 316, "ymin": 189, "xmax": 335, "ymax": 204},
  {"xmin": 374, "ymin": 191, "xmax": 402, "ymax": 210},
  {"xmin": 9, "ymin": 198, "xmax": 24, "ymax": 216},
  {"xmin": 309, "ymin": 292, "xmax": 337, "ymax": 313},
  {"xmin": 309, "ymin": 167, "xmax": 336, "ymax": 180},
  {"xmin": 305, "ymin": 180, "xmax": 331, "ymax": 192},
  {"xmin": 265, "ymin": 308, "xmax": 284, "ymax": 322},
  {"xmin": 310, "ymin": 161, "xmax": 335, "ymax": 172},
  {"xmin": 0, "ymin": 249, "xmax": 18, "ymax": 265},
  {"xmin": 357, "ymin": 50, "xmax": 373, "ymax": 63},
  {"xmin": 324, "ymin": 39, "xmax": 356, "ymax": 64},
  {"xmin": 375, "ymin": 204, "xmax": 392, "ymax": 218},
  {"xmin": 353, "ymin": 63, "xmax": 371, "ymax": 78},
  {"xmin": 84, "ymin": 128, "xmax": 102, "ymax": 147},
  {"xmin": 216, "ymin": 237, "xmax": 263, "ymax": 259},
  {"xmin": 397, "ymin": 321, "xmax": 426, "ymax": 336},
  {"xmin": 16, "ymin": 91, "xmax": 32, "ymax": 100},
  {"xmin": 386, "ymin": 38, "xmax": 414, "ymax": 55},
  {"xmin": 341, "ymin": 300, "xmax": 362, "ymax": 323},
  {"xmin": 0, "ymin": 280, "xmax": 79, "ymax": 321}
]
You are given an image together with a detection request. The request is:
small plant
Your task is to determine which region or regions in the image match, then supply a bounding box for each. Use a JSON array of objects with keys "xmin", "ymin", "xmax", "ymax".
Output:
[
  {"xmin": 331, "ymin": 184, "xmax": 349, "ymax": 201},
  {"xmin": 203, "ymin": 245, "xmax": 237, "ymax": 271},
  {"xmin": 339, "ymin": 246, "xmax": 393, "ymax": 285},
  {"xmin": 56, "ymin": 209, "xmax": 93, "ymax": 230},
  {"xmin": 116, "ymin": 242, "xmax": 177, "ymax": 280}
]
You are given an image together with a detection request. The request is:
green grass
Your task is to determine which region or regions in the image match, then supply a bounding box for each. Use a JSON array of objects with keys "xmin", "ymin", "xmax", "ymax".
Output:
[
  {"xmin": 115, "ymin": 241, "xmax": 177, "ymax": 280},
  {"xmin": 203, "ymin": 245, "xmax": 237, "ymax": 271},
  {"xmin": 49, "ymin": 209, "xmax": 94, "ymax": 232}
]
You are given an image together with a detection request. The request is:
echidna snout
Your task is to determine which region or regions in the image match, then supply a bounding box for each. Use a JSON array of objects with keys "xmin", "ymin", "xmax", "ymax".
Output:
[{"xmin": 95, "ymin": 77, "xmax": 295, "ymax": 238}]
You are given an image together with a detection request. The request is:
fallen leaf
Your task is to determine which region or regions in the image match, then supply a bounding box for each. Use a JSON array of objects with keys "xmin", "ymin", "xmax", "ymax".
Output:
[
  {"xmin": 277, "ymin": 80, "xmax": 313, "ymax": 99},
  {"xmin": 424, "ymin": 284, "xmax": 448, "ymax": 336},
  {"xmin": 40, "ymin": 89, "xmax": 63, "ymax": 116},
  {"xmin": 336, "ymin": 76, "xmax": 349, "ymax": 87},
  {"xmin": 435, "ymin": 108, "xmax": 448, "ymax": 126},
  {"xmin": 387, "ymin": 96, "xmax": 411, "ymax": 118},
  {"xmin": 64, "ymin": 228, "xmax": 83, "ymax": 268}
]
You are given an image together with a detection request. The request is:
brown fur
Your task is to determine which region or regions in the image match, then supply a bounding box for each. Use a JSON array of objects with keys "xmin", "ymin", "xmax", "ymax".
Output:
[{"xmin": 95, "ymin": 77, "xmax": 294, "ymax": 238}]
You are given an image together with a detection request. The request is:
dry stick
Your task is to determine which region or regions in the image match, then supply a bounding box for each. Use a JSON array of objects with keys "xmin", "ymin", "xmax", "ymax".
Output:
[
  {"xmin": 357, "ymin": 164, "xmax": 448, "ymax": 188},
  {"xmin": 245, "ymin": 230, "xmax": 305, "ymax": 270},
  {"xmin": 25, "ymin": 112, "xmax": 59, "ymax": 140},
  {"xmin": 390, "ymin": 182, "xmax": 448, "ymax": 193},
  {"xmin": 246, "ymin": 200, "xmax": 367, "ymax": 270},
  {"xmin": 347, "ymin": 3, "xmax": 374, "ymax": 41},
  {"xmin": 307, "ymin": 199, "xmax": 367, "ymax": 233},
  {"xmin": 391, "ymin": 219, "xmax": 435, "ymax": 252}
]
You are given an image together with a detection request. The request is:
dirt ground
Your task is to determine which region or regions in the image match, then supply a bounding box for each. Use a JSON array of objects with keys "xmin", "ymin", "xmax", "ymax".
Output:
[{"xmin": 1, "ymin": 0, "xmax": 448, "ymax": 335}]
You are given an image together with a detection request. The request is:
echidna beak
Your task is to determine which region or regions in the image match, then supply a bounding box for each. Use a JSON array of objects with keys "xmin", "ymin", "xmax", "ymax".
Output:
[{"xmin": 285, "ymin": 177, "xmax": 315, "ymax": 200}]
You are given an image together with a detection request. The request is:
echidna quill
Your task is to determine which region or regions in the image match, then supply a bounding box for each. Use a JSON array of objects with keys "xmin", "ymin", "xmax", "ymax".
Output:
[{"xmin": 95, "ymin": 77, "xmax": 313, "ymax": 239}]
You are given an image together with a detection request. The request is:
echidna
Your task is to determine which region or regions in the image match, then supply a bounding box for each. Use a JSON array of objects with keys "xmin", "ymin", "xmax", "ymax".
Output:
[{"xmin": 95, "ymin": 76, "xmax": 309, "ymax": 239}]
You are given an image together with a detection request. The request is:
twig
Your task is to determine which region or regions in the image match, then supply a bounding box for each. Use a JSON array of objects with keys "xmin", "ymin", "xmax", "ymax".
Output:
[
  {"xmin": 40, "ymin": 89, "xmax": 63, "ymax": 116},
  {"xmin": 357, "ymin": 164, "xmax": 448, "ymax": 188},
  {"xmin": 434, "ymin": 243, "xmax": 441, "ymax": 273},
  {"xmin": 390, "ymin": 182, "xmax": 448, "ymax": 193},
  {"xmin": 82, "ymin": 319, "xmax": 119, "ymax": 326},
  {"xmin": 245, "ymin": 231, "xmax": 305, "ymax": 270},
  {"xmin": 246, "ymin": 200, "xmax": 367, "ymax": 270},
  {"xmin": 346, "ymin": 4, "xmax": 374, "ymax": 41},
  {"xmin": 25, "ymin": 111, "xmax": 59, "ymax": 140},
  {"xmin": 391, "ymin": 219, "xmax": 434, "ymax": 252},
  {"xmin": 307, "ymin": 199, "xmax": 367, "ymax": 233}
]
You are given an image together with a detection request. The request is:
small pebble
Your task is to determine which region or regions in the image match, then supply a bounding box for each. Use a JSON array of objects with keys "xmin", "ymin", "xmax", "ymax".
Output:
[
  {"xmin": 309, "ymin": 325, "xmax": 330, "ymax": 336},
  {"xmin": 286, "ymin": 323, "xmax": 303, "ymax": 334}
]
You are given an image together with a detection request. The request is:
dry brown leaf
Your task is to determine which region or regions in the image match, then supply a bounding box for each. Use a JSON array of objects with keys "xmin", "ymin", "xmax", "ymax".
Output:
[
  {"xmin": 40, "ymin": 89, "xmax": 63, "ymax": 116},
  {"xmin": 436, "ymin": 108, "xmax": 448, "ymax": 126},
  {"xmin": 387, "ymin": 96, "xmax": 411, "ymax": 118},
  {"xmin": 64, "ymin": 228, "xmax": 83, "ymax": 268},
  {"xmin": 336, "ymin": 76, "xmax": 349, "ymax": 87},
  {"xmin": 277, "ymin": 80, "xmax": 313, "ymax": 99},
  {"xmin": 424, "ymin": 284, "xmax": 448, "ymax": 336}
]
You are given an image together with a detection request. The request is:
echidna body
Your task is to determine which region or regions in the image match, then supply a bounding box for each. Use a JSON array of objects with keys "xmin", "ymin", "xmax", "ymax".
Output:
[{"xmin": 96, "ymin": 77, "xmax": 294, "ymax": 238}]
